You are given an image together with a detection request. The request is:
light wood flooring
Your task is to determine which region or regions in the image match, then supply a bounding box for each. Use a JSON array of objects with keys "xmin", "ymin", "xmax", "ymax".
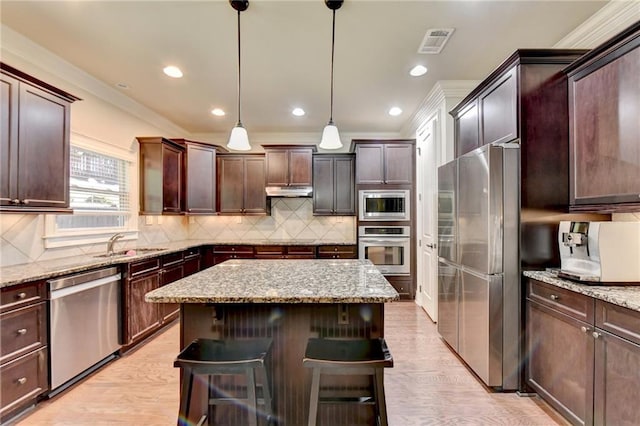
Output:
[{"xmin": 14, "ymin": 303, "xmax": 567, "ymax": 425}]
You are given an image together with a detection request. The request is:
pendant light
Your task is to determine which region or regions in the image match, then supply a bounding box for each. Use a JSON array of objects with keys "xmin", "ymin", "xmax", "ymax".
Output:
[
  {"xmin": 319, "ymin": 0, "xmax": 344, "ymax": 150},
  {"xmin": 227, "ymin": 0, "xmax": 251, "ymax": 151}
]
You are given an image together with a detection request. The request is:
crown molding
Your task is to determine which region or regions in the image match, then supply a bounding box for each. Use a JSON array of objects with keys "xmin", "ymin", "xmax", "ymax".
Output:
[
  {"xmin": 0, "ymin": 24, "xmax": 189, "ymax": 137},
  {"xmin": 554, "ymin": 1, "xmax": 640, "ymax": 48}
]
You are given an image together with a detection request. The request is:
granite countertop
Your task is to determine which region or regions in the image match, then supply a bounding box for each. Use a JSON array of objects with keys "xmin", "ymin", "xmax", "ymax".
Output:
[
  {"xmin": 145, "ymin": 259, "xmax": 399, "ymax": 304},
  {"xmin": 523, "ymin": 270, "xmax": 640, "ymax": 313},
  {"xmin": 0, "ymin": 239, "xmax": 356, "ymax": 288}
]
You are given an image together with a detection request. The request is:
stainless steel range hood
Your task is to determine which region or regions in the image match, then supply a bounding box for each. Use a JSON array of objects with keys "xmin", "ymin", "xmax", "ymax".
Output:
[{"xmin": 265, "ymin": 186, "xmax": 313, "ymax": 197}]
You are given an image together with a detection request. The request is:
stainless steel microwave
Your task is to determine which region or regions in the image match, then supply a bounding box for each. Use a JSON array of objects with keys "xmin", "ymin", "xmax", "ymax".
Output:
[{"xmin": 358, "ymin": 190, "xmax": 410, "ymax": 221}]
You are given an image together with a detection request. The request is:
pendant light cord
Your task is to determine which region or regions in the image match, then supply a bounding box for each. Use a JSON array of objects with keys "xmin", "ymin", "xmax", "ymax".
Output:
[
  {"xmin": 328, "ymin": 9, "xmax": 336, "ymax": 125},
  {"xmin": 236, "ymin": 9, "xmax": 242, "ymax": 126}
]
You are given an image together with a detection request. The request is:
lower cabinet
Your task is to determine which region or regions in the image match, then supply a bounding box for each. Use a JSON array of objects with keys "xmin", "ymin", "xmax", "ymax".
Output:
[
  {"xmin": 0, "ymin": 280, "xmax": 48, "ymax": 423},
  {"xmin": 124, "ymin": 260, "xmax": 161, "ymax": 348},
  {"xmin": 212, "ymin": 245, "xmax": 255, "ymax": 264},
  {"xmin": 385, "ymin": 276, "xmax": 413, "ymax": 300},
  {"xmin": 526, "ymin": 278, "xmax": 640, "ymax": 426},
  {"xmin": 254, "ymin": 245, "xmax": 316, "ymax": 259},
  {"xmin": 316, "ymin": 245, "xmax": 357, "ymax": 259}
]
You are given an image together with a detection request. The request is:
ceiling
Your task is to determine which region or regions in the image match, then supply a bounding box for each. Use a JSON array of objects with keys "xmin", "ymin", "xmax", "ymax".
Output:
[{"xmin": 1, "ymin": 0, "xmax": 607, "ymax": 138}]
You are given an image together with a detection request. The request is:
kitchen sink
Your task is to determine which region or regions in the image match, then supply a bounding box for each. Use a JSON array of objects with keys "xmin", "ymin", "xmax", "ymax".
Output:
[{"xmin": 93, "ymin": 248, "xmax": 167, "ymax": 258}]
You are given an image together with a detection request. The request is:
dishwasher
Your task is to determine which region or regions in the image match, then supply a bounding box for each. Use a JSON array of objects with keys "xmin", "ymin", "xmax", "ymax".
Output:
[{"xmin": 48, "ymin": 267, "xmax": 121, "ymax": 395}]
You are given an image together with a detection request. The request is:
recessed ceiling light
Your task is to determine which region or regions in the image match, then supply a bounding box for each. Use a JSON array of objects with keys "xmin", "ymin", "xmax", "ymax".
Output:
[
  {"xmin": 115, "ymin": 82, "xmax": 130, "ymax": 89},
  {"xmin": 409, "ymin": 65, "xmax": 428, "ymax": 77},
  {"xmin": 292, "ymin": 108, "xmax": 305, "ymax": 117},
  {"xmin": 388, "ymin": 107, "xmax": 403, "ymax": 116},
  {"xmin": 211, "ymin": 108, "xmax": 225, "ymax": 116},
  {"xmin": 163, "ymin": 65, "xmax": 183, "ymax": 78}
]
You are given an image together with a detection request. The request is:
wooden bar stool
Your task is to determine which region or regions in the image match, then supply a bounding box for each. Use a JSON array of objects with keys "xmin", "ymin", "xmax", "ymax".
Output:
[
  {"xmin": 303, "ymin": 338, "xmax": 394, "ymax": 426},
  {"xmin": 174, "ymin": 338, "xmax": 274, "ymax": 426}
]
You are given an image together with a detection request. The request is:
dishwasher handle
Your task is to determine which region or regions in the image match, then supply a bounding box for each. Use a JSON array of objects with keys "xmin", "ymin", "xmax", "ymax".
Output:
[
  {"xmin": 49, "ymin": 267, "xmax": 119, "ymax": 292},
  {"xmin": 50, "ymin": 273, "xmax": 121, "ymax": 300}
]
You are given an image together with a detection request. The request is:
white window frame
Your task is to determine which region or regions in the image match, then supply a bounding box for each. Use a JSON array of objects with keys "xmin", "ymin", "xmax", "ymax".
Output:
[{"xmin": 43, "ymin": 132, "xmax": 138, "ymax": 249}]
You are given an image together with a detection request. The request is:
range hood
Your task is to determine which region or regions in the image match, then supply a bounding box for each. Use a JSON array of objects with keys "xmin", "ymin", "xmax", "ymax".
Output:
[{"xmin": 265, "ymin": 186, "xmax": 313, "ymax": 197}]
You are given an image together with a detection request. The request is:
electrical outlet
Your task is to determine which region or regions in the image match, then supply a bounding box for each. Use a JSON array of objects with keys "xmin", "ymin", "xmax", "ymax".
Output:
[
  {"xmin": 235, "ymin": 216, "xmax": 242, "ymax": 224},
  {"xmin": 145, "ymin": 216, "xmax": 153, "ymax": 225},
  {"xmin": 157, "ymin": 216, "xmax": 163, "ymax": 224},
  {"xmin": 189, "ymin": 216, "xmax": 195, "ymax": 224},
  {"xmin": 338, "ymin": 304, "xmax": 349, "ymax": 325}
]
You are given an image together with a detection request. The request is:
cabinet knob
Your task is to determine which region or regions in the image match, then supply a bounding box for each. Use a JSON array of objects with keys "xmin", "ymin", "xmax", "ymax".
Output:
[
  {"xmin": 11, "ymin": 199, "xmax": 20, "ymax": 204},
  {"xmin": 16, "ymin": 328, "xmax": 27, "ymax": 335},
  {"xmin": 16, "ymin": 292, "xmax": 27, "ymax": 300},
  {"xmin": 580, "ymin": 326, "xmax": 591, "ymax": 333},
  {"xmin": 22, "ymin": 199, "xmax": 29, "ymax": 205},
  {"xmin": 17, "ymin": 377, "xmax": 27, "ymax": 385},
  {"xmin": 549, "ymin": 294, "xmax": 559, "ymax": 301},
  {"xmin": 592, "ymin": 331, "xmax": 602, "ymax": 339}
]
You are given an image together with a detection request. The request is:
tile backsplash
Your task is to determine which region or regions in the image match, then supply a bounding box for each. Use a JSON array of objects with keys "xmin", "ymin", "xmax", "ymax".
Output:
[{"xmin": 0, "ymin": 199, "xmax": 355, "ymax": 267}]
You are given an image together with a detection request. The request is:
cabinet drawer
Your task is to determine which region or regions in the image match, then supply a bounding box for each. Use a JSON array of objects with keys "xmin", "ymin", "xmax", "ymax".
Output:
[
  {"xmin": 128, "ymin": 258, "xmax": 161, "ymax": 278},
  {"xmin": 0, "ymin": 348, "xmax": 48, "ymax": 419},
  {"xmin": 286, "ymin": 245, "xmax": 316, "ymax": 256},
  {"xmin": 317, "ymin": 245, "xmax": 357, "ymax": 259},
  {"xmin": 1, "ymin": 281, "xmax": 46, "ymax": 313},
  {"xmin": 595, "ymin": 300, "xmax": 640, "ymax": 345},
  {"xmin": 0, "ymin": 303, "xmax": 47, "ymax": 365},
  {"xmin": 213, "ymin": 245, "xmax": 253, "ymax": 255},
  {"xmin": 527, "ymin": 279, "xmax": 594, "ymax": 323},
  {"xmin": 255, "ymin": 245, "xmax": 285, "ymax": 257},
  {"xmin": 162, "ymin": 251, "xmax": 184, "ymax": 267},
  {"xmin": 183, "ymin": 247, "xmax": 201, "ymax": 259}
]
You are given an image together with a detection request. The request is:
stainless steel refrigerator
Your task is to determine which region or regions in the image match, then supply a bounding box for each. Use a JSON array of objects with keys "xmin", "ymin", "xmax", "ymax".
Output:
[{"xmin": 437, "ymin": 142, "xmax": 520, "ymax": 390}]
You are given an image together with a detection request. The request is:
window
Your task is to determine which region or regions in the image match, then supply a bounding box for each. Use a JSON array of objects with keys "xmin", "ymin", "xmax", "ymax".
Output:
[{"xmin": 44, "ymin": 134, "xmax": 137, "ymax": 248}]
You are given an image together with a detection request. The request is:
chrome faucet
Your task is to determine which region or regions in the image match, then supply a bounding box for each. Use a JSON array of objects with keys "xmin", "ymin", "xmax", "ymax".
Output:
[{"xmin": 107, "ymin": 233, "xmax": 125, "ymax": 256}]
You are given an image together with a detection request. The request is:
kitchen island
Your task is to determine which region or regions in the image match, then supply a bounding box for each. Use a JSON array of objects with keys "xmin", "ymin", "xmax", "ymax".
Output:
[{"xmin": 145, "ymin": 259, "xmax": 399, "ymax": 425}]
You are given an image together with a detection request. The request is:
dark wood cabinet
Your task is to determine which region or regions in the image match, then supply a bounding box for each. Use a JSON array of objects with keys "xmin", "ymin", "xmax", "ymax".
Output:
[
  {"xmin": 183, "ymin": 247, "xmax": 201, "ymax": 276},
  {"xmin": 217, "ymin": 154, "xmax": 267, "ymax": 215},
  {"xmin": 526, "ymin": 278, "xmax": 640, "ymax": 426},
  {"xmin": 316, "ymin": 245, "xmax": 358, "ymax": 259},
  {"xmin": 172, "ymin": 139, "xmax": 226, "ymax": 215},
  {"xmin": 313, "ymin": 154, "xmax": 355, "ymax": 215},
  {"xmin": 565, "ymin": 22, "xmax": 640, "ymax": 211},
  {"xmin": 138, "ymin": 137, "xmax": 184, "ymax": 215},
  {"xmin": 454, "ymin": 100, "xmax": 480, "ymax": 157},
  {"xmin": 263, "ymin": 145, "xmax": 314, "ymax": 187},
  {"xmin": 123, "ymin": 258, "xmax": 161, "ymax": 348},
  {"xmin": 159, "ymin": 252, "xmax": 184, "ymax": 322},
  {"xmin": 212, "ymin": 245, "xmax": 254, "ymax": 265},
  {"xmin": 1, "ymin": 63, "xmax": 79, "ymax": 213},
  {"xmin": 254, "ymin": 245, "xmax": 315, "ymax": 259},
  {"xmin": 0, "ymin": 280, "xmax": 48, "ymax": 422},
  {"xmin": 479, "ymin": 66, "xmax": 518, "ymax": 146},
  {"xmin": 352, "ymin": 140, "xmax": 414, "ymax": 185}
]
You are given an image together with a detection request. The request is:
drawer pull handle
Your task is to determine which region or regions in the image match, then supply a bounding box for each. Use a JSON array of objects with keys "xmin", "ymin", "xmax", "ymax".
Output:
[
  {"xmin": 580, "ymin": 326, "xmax": 591, "ymax": 333},
  {"xmin": 16, "ymin": 292, "xmax": 27, "ymax": 300},
  {"xmin": 16, "ymin": 328, "xmax": 27, "ymax": 335},
  {"xmin": 550, "ymin": 294, "xmax": 559, "ymax": 301},
  {"xmin": 592, "ymin": 332, "xmax": 601, "ymax": 339},
  {"xmin": 17, "ymin": 377, "xmax": 27, "ymax": 385}
]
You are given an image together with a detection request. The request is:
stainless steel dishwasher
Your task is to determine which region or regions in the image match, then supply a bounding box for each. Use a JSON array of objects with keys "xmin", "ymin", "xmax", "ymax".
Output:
[{"xmin": 48, "ymin": 267, "xmax": 121, "ymax": 394}]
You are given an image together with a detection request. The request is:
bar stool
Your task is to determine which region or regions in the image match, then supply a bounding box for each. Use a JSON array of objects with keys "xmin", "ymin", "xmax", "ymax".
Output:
[
  {"xmin": 303, "ymin": 337, "xmax": 394, "ymax": 426},
  {"xmin": 174, "ymin": 338, "xmax": 274, "ymax": 426}
]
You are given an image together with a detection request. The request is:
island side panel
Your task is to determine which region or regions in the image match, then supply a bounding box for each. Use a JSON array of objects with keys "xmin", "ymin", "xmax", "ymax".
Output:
[{"xmin": 180, "ymin": 303, "xmax": 385, "ymax": 425}]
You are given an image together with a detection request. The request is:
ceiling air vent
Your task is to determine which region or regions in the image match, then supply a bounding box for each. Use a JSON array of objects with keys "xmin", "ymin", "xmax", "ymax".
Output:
[{"xmin": 418, "ymin": 28, "xmax": 455, "ymax": 54}]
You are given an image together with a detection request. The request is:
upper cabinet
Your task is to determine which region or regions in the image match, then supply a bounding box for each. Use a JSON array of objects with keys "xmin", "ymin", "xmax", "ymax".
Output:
[
  {"xmin": 137, "ymin": 137, "xmax": 184, "ymax": 215},
  {"xmin": 450, "ymin": 49, "xmax": 587, "ymax": 211},
  {"xmin": 1, "ymin": 63, "xmax": 80, "ymax": 213},
  {"xmin": 564, "ymin": 22, "xmax": 640, "ymax": 212},
  {"xmin": 217, "ymin": 154, "xmax": 268, "ymax": 215},
  {"xmin": 313, "ymin": 154, "xmax": 355, "ymax": 215},
  {"xmin": 172, "ymin": 139, "xmax": 227, "ymax": 215},
  {"xmin": 351, "ymin": 139, "xmax": 415, "ymax": 185},
  {"xmin": 263, "ymin": 145, "xmax": 315, "ymax": 187}
]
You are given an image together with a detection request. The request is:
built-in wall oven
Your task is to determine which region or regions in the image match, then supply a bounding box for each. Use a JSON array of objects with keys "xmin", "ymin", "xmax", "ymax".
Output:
[
  {"xmin": 358, "ymin": 225, "xmax": 410, "ymax": 275},
  {"xmin": 358, "ymin": 190, "xmax": 410, "ymax": 221}
]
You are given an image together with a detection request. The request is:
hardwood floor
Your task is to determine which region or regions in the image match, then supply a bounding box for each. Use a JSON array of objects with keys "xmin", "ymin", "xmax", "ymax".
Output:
[{"xmin": 14, "ymin": 303, "xmax": 567, "ymax": 425}]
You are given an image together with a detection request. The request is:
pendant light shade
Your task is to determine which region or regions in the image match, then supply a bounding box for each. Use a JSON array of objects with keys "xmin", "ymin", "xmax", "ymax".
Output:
[
  {"xmin": 319, "ymin": 0, "xmax": 344, "ymax": 150},
  {"xmin": 227, "ymin": 0, "xmax": 251, "ymax": 151}
]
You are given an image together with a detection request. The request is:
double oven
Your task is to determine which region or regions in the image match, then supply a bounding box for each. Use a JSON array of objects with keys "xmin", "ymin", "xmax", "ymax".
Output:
[{"xmin": 358, "ymin": 190, "xmax": 411, "ymax": 276}]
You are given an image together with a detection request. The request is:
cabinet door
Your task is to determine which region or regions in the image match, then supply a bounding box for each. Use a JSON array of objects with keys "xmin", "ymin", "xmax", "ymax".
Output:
[
  {"xmin": 455, "ymin": 100, "xmax": 480, "ymax": 157},
  {"xmin": 333, "ymin": 156, "xmax": 355, "ymax": 214},
  {"xmin": 526, "ymin": 300, "xmax": 594, "ymax": 426},
  {"xmin": 243, "ymin": 157, "xmax": 266, "ymax": 214},
  {"xmin": 288, "ymin": 148, "xmax": 313, "ymax": 186},
  {"xmin": 127, "ymin": 273, "xmax": 160, "ymax": 344},
  {"xmin": 384, "ymin": 144, "xmax": 413, "ymax": 184},
  {"xmin": 479, "ymin": 66, "xmax": 518, "ymax": 146},
  {"xmin": 570, "ymin": 43, "xmax": 640, "ymax": 206},
  {"xmin": 161, "ymin": 143, "xmax": 183, "ymax": 213},
  {"xmin": 17, "ymin": 82, "xmax": 70, "ymax": 208},
  {"xmin": 0, "ymin": 74, "xmax": 18, "ymax": 206},
  {"xmin": 265, "ymin": 150, "xmax": 288, "ymax": 186},
  {"xmin": 312, "ymin": 156, "xmax": 334, "ymax": 214},
  {"xmin": 593, "ymin": 329, "xmax": 640, "ymax": 426},
  {"xmin": 217, "ymin": 156, "xmax": 245, "ymax": 213},
  {"xmin": 0, "ymin": 347, "xmax": 47, "ymax": 421},
  {"xmin": 160, "ymin": 264, "xmax": 183, "ymax": 322},
  {"xmin": 355, "ymin": 144, "xmax": 384, "ymax": 184},
  {"xmin": 185, "ymin": 144, "xmax": 216, "ymax": 214}
]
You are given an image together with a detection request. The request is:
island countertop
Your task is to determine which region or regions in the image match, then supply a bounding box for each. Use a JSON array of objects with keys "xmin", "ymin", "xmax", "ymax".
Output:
[{"xmin": 145, "ymin": 259, "xmax": 399, "ymax": 304}]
